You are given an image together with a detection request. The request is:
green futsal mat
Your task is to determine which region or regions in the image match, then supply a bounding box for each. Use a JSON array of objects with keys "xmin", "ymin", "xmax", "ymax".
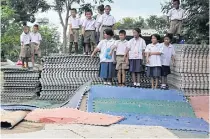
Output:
[{"xmin": 93, "ymin": 98, "xmax": 196, "ymax": 118}]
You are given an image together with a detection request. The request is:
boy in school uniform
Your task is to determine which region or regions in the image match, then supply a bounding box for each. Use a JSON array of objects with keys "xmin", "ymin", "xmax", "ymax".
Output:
[
  {"xmin": 82, "ymin": 9, "xmax": 97, "ymax": 55},
  {"xmin": 167, "ymin": 0, "xmax": 184, "ymax": 42},
  {"xmin": 30, "ymin": 24, "xmax": 42, "ymax": 68},
  {"xmin": 69, "ymin": 8, "xmax": 81, "ymax": 54},
  {"xmin": 161, "ymin": 35, "xmax": 175, "ymax": 90},
  {"xmin": 96, "ymin": 5, "xmax": 104, "ymax": 44},
  {"xmin": 20, "ymin": 26, "xmax": 31, "ymax": 69},
  {"xmin": 97, "ymin": 5, "xmax": 116, "ymax": 41},
  {"xmin": 110, "ymin": 30, "xmax": 129, "ymax": 86}
]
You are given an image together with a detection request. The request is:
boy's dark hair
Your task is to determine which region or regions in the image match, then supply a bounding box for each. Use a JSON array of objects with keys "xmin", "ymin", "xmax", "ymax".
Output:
[
  {"xmin": 71, "ymin": 8, "xmax": 77, "ymax": 13},
  {"xmin": 98, "ymin": 4, "xmax": 104, "ymax": 12},
  {"xmin": 119, "ymin": 30, "xmax": 126, "ymax": 35},
  {"xmin": 34, "ymin": 24, "xmax": 39, "ymax": 28},
  {"xmin": 151, "ymin": 34, "xmax": 161, "ymax": 41},
  {"xmin": 163, "ymin": 34, "xmax": 172, "ymax": 40},
  {"xmin": 104, "ymin": 29, "xmax": 114, "ymax": 36},
  {"xmin": 133, "ymin": 28, "xmax": 142, "ymax": 37},
  {"xmin": 173, "ymin": 0, "xmax": 180, "ymax": 4},
  {"xmin": 105, "ymin": 5, "xmax": 111, "ymax": 9},
  {"xmin": 23, "ymin": 26, "xmax": 29, "ymax": 30},
  {"xmin": 85, "ymin": 9, "xmax": 93, "ymax": 15}
]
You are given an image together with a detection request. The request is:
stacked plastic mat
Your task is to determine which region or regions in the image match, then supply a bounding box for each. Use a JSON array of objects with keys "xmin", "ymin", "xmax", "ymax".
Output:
[
  {"xmin": 39, "ymin": 55, "xmax": 104, "ymax": 101},
  {"xmin": 87, "ymin": 85, "xmax": 209, "ymax": 135},
  {"xmin": 168, "ymin": 44, "xmax": 209, "ymax": 96},
  {"xmin": 1, "ymin": 66, "xmax": 40, "ymax": 101}
]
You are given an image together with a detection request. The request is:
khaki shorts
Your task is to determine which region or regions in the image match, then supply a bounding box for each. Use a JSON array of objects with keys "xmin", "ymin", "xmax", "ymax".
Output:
[
  {"xmin": 84, "ymin": 30, "xmax": 96, "ymax": 44},
  {"xmin": 20, "ymin": 44, "xmax": 31, "ymax": 58},
  {"xmin": 100, "ymin": 26, "xmax": 112, "ymax": 41},
  {"xmin": 116, "ymin": 55, "xmax": 129, "ymax": 70},
  {"xmin": 31, "ymin": 43, "xmax": 41, "ymax": 57},
  {"xmin": 70, "ymin": 29, "xmax": 79, "ymax": 43},
  {"xmin": 168, "ymin": 20, "xmax": 182, "ymax": 35}
]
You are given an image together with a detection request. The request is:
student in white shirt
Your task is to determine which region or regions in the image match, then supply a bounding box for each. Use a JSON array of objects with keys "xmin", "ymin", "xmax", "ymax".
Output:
[
  {"xmin": 97, "ymin": 5, "xmax": 116, "ymax": 41},
  {"xmin": 160, "ymin": 35, "xmax": 175, "ymax": 90},
  {"xmin": 82, "ymin": 9, "xmax": 97, "ymax": 55},
  {"xmin": 145, "ymin": 34, "xmax": 162, "ymax": 89},
  {"xmin": 30, "ymin": 24, "xmax": 42, "ymax": 68},
  {"xmin": 110, "ymin": 30, "xmax": 129, "ymax": 86},
  {"xmin": 167, "ymin": 0, "xmax": 184, "ymax": 41},
  {"xmin": 125, "ymin": 28, "xmax": 146, "ymax": 87},
  {"xmin": 20, "ymin": 26, "xmax": 31, "ymax": 69},
  {"xmin": 96, "ymin": 5, "xmax": 104, "ymax": 44},
  {"xmin": 91, "ymin": 29, "xmax": 116, "ymax": 85},
  {"xmin": 69, "ymin": 8, "xmax": 81, "ymax": 54}
]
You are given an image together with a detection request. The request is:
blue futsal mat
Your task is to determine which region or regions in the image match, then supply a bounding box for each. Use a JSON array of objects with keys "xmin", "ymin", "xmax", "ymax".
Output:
[
  {"xmin": 87, "ymin": 85, "xmax": 209, "ymax": 133},
  {"xmin": 100, "ymin": 112, "xmax": 209, "ymax": 133},
  {"xmin": 89, "ymin": 85, "xmax": 186, "ymax": 101}
]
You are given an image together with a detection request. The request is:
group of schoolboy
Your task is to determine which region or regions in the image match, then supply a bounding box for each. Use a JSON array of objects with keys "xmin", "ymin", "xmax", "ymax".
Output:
[{"xmin": 20, "ymin": 0, "xmax": 184, "ymax": 89}]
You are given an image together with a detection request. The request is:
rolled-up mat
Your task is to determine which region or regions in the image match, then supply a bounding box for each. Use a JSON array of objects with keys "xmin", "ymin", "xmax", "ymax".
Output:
[{"xmin": 1, "ymin": 111, "xmax": 28, "ymax": 129}]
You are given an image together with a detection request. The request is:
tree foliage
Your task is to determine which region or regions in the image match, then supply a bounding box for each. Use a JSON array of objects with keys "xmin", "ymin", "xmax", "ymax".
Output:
[
  {"xmin": 3, "ymin": 0, "xmax": 50, "ymax": 24},
  {"xmin": 114, "ymin": 16, "xmax": 167, "ymax": 34},
  {"xmin": 146, "ymin": 15, "xmax": 168, "ymax": 34},
  {"xmin": 161, "ymin": 0, "xmax": 209, "ymax": 44},
  {"xmin": 114, "ymin": 16, "xmax": 148, "ymax": 30}
]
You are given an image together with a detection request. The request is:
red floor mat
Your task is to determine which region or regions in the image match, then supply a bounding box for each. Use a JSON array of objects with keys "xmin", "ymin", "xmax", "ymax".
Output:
[
  {"xmin": 25, "ymin": 108, "xmax": 124, "ymax": 126},
  {"xmin": 189, "ymin": 96, "xmax": 209, "ymax": 122}
]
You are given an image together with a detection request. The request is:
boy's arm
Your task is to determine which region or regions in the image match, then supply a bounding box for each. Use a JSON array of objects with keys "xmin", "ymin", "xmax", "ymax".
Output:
[
  {"xmin": 20, "ymin": 35, "xmax": 24, "ymax": 48},
  {"xmin": 91, "ymin": 47, "xmax": 100, "ymax": 57},
  {"xmin": 82, "ymin": 27, "xmax": 85, "ymax": 35}
]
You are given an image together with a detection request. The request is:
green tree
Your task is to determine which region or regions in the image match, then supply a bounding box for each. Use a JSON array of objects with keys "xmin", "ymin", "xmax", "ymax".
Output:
[
  {"xmin": 114, "ymin": 16, "xmax": 147, "ymax": 30},
  {"xmin": 146, "ymin": 15, "xmax": 168, "ymax": 34},
  {"xmin": 161, "ymin": 0, "xmax": 209, "ymax": 44},
  {"xmin": 3, "ymin": 0, "xmax": 50, "ymax": 24},
  {"xmin": 53, "ymin": 0, "xmax": 113, "ymax": 53}
]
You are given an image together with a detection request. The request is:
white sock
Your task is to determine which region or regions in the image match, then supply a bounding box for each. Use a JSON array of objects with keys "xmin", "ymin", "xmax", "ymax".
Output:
[
  {"xmin": 104, "ymin": 82, "xmax": 107, "ymax": 85},
  {"xmin": 136, "ymin": 83, "xmax": 140, "ymax": 86},
  {"xmin": 107, "ymin": 82, "xmax": 112, "ymax": 85},
  {"xmin": 134, "ymin": 82, "xmax": 137, "ymax": 86}
]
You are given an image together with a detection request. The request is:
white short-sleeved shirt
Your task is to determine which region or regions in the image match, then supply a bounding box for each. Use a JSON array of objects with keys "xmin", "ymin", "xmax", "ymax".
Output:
[
  {"xmin": 82, "ymin": 18, "xmax": 96, "ymax": 30},
  {"xmin": 161, "ymin": 43, "xmax": 175, "ymax": 66},
  {"xmin": 97, "ymin": 13, "xmax": 116, "ymax": 26},
  {"xmin": 127, "ymin": 37, "xmax": 146, "ymax": 59},
  {"xmin": 20, "ymin": 32, "xmax": 31, "ymax": 45},
  {"xmin": 167, "ymin": 8, "xmax": 184, "ymax": 20},
  {"xmin": 96, "ymin": 14, "xmax": 102, "ymax": 31},
  {"xmin": 97, "ymin": 39, "xmax": 116, "ymax": 62},
  {"xmin": 145, "ymin": 43, "xmax": 163, "ymax": 67},
  {"xmin": 115, "ymin": 40, "xmax": 128, "ymax": 55},
  {"xmin": 68, "ymin": 17, "xmax": 81, "ymax": 29},
  {"xmin": 30, "ymin": 32, "xmax": 42, "ymax": 44}
]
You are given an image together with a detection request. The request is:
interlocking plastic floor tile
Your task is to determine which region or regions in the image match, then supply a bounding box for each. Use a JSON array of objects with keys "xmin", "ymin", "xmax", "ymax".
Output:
[
  {"xmin": 1, "ymin": 105, "xmax": 37, "ymax": 111},
  {"xmin": 25, "ymin": 108, "xmax": 124, "ymax": 126},
  {"xmin": 189, "ymin": 96, "xmax": 209, "ymax": 122},
  {"xmin": 100, "ymin": 112, "xmax": 209, "ymax": 132},
  {"xmin": 89, "ymin": 85, "xmax": 186, "ymax": 101},
  {"xmin": 92, "ymin": 98, "xmax": 196, "ymax": 118}
]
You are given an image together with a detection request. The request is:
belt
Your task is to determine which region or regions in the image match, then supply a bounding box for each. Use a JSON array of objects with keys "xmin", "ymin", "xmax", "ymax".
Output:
[
  {"xmin": 85, "ymin": 30, "xmax": 95, "ymax": 31},
  {"xmin": 102, "ymin": 25, "xmax": 113, "ymax": 27},
  {"xmin": 171, "ymin": 19, "xmax": 182, "ymax": 21},
  {"xmin": 31, "ymin": 42, "xmax": 38, "ymax": 45},
  {"xmin": 72, "ymin": 28, "xmax": 80, "ymax": 30},
  {"xmin": 24, "ymin": 44, "xmax": 30, "ymax": 46}
]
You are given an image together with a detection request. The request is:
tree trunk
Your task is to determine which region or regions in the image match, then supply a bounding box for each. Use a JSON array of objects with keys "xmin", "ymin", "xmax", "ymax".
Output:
[{"xmin": 62, "ymin": 27, "xmax": 67, "ymax": 53}]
